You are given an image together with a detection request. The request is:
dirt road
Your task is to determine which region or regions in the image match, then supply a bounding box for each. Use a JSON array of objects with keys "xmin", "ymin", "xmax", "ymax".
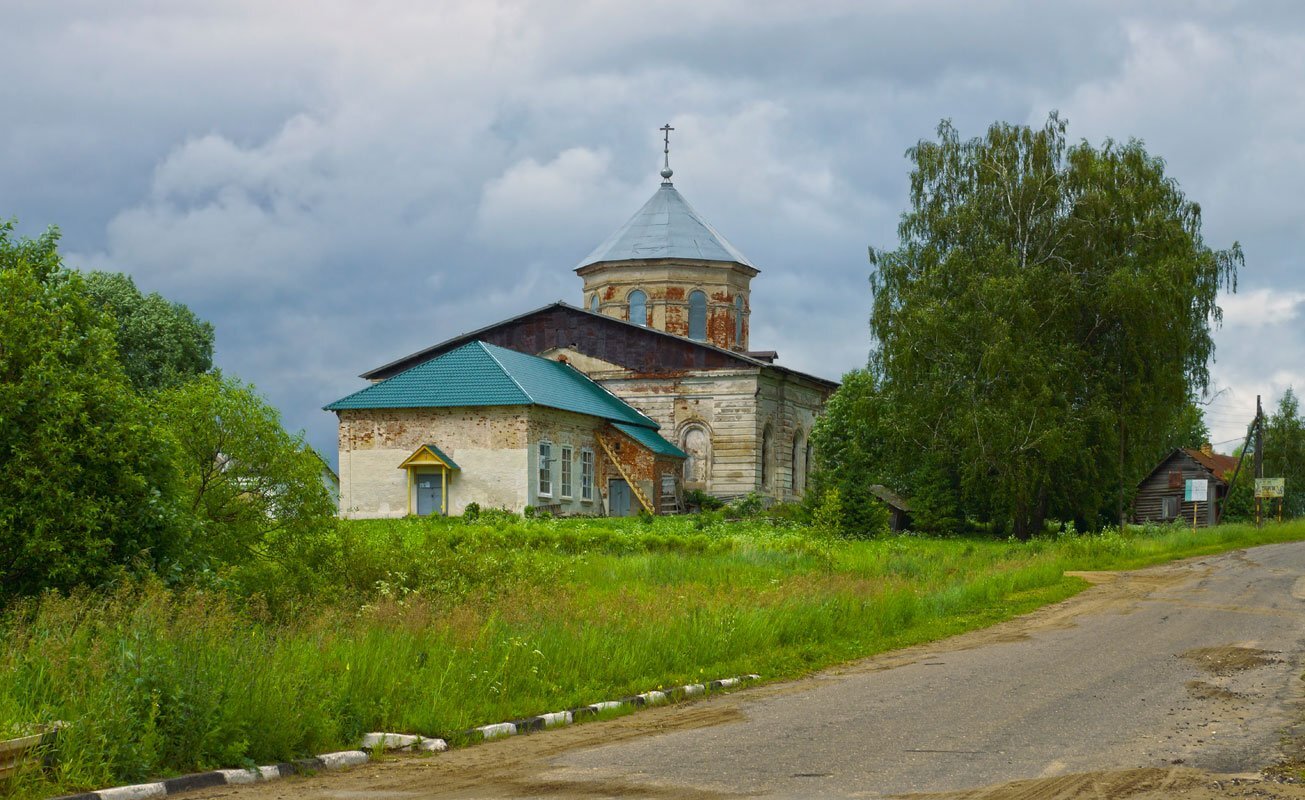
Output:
[{"xmin": 189, "ymin": 542, "xmax": 1305, "ymax": 799}]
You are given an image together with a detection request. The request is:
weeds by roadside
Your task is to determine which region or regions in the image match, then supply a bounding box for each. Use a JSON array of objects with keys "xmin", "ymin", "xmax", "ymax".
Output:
[{"xmin": 3, "ymin": 518, "xmax": 1303, "ymax": 798}]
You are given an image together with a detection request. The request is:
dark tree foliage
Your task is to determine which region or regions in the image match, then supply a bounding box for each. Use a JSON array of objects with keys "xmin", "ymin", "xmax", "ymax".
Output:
[
  {"xmin": 860, "ymin": 114, "xmax": 1240, "ymax": 537},
  {"xmin": 83, "ymin": 271, "xmax": 214, "ymax": 392},
  {"xmin": 0, "ymin": 222, "xmax": 180, "ymax": 598},
  {"xmin": 1165, "ymin": 401, "xmax": 1211, "ymax": 454},
  {"xmin": 807, "ymin": 370, "xmax": 891, "ymax": 536}
]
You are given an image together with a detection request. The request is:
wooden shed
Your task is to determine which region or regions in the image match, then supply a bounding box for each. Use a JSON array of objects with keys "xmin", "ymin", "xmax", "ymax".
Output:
[
  {"xmin": 1133, "ymin": 447, "xmax": 1239, "ymax": 527},
  {"xmin": 869, "ymin": 484, "xmax": 913, "ymax": 532}
]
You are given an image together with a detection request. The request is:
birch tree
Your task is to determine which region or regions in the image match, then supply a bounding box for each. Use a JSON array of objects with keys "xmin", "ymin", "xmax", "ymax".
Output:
[{"xmin": 866, "ymin": 114, "xmax": 1240, "ymax": 537}]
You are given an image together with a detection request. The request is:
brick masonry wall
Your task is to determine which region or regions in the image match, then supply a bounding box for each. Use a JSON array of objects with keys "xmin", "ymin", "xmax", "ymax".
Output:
[
  {"xmin": 557, "ymin": 365, "xmax": 830, "ymax": 502},
  {"xmin": 336, "ymin": 406, "xmax": 530, "ymax": 517},
  {"xmin": 593, "ymin": 370, "xmax": 760, "ymax": 498},
  {"xmin": 579, "ymin": 260, "xmax": 754, "ymax": 351}
]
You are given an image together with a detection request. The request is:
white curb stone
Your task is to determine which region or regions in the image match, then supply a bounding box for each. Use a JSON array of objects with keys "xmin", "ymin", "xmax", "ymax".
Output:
[
  {"xmin": 98, "ymin": 783, "xmax": 167, "ymax": 800},
  {"xmin": 217, "ymin": 769, "xmax": 260, "ymax": 785},
  {"xmin": 54, "ymin": 674, "xmax": 762, "ymax": 800},
  {"xmin": 477, "ymin": 722, "xmax": 516, "ymax": 740},
  {"xmin": 319, "ymin": 750, "xmax": 369, "ymax": 769},
  {"xmin": 361, "ymin": 732, "xmax": 420, "ymax": 750}
]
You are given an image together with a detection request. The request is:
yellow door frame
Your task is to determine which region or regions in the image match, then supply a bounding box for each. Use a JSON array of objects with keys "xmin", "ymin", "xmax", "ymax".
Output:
[{"xmin": 407, "ymin": 467, "xmax": 450, "ymax": 516}]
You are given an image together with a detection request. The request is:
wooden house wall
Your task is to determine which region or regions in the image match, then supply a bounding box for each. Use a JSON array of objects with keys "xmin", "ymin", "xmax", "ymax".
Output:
[{"xmin": 1133, "ymin": 451, "xmax": 1224, "ymax": 527}]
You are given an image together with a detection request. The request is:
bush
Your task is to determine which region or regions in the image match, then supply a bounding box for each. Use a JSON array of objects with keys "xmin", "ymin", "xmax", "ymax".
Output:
[
  {"xmin": 478, "ymin": 507, "xmax": 520, "ymax": 527},
  {"xmin": 154, "ymin": 373, "xmax": 335, "ymax": 577},
  {"xmin": 725, "ymin": 492, "xmax": 766, "ymax": 519},
  {"xmin": 764, "ymin": 502, "xmax": 810, "ymax": 526},
  {"xmin": 684, "ymin": 489, "xmax": 723, "ymax": 511},
  {"xmin": 462, "ymin": 502, "xmax": 481, "ymax": 521}
]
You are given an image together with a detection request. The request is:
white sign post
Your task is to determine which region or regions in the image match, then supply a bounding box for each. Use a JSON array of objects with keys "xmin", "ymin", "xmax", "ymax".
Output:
[{"xmin": 1185, "ymin": 479, "xmax": 1208, "ymax": 531}]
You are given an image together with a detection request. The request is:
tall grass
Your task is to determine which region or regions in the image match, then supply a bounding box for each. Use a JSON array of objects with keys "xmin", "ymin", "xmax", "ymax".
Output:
[{"xmin": 3, "ymin": 518, "xmax": 1303, "ymax": 798}]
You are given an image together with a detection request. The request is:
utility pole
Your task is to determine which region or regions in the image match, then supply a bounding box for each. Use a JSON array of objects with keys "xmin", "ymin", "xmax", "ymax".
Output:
[
  {"xmin": 1254, "ymin": 395, "xmax": 1265, "ymax": 526},
  {"xmin": 1254, "ymin": 394, "xmax": 1264, "ymax": 480}
]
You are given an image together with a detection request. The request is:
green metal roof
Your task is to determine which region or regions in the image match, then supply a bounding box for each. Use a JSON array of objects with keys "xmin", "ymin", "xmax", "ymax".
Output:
[
  {"xmin": 420, "ymin": 443, "xmax": 459, "ymax": 470},
  {"xmin": 325, "ymin": 341, "xmax": 660, "ymax": 431},
  {"xmin": 612, "ymin": 423, "xmax": 687, "ymax": 459}
]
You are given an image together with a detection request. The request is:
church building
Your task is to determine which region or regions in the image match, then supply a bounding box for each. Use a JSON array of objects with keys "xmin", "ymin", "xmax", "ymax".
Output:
[{"xmin": 328, "ymin": 131, "xmax": 838, "ymax": 517}]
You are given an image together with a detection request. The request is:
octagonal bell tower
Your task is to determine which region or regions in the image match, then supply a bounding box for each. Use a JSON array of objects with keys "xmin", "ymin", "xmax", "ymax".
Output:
[{"xmin": 575, "ymin": 127, "xmax": 758, "ymax": 352}]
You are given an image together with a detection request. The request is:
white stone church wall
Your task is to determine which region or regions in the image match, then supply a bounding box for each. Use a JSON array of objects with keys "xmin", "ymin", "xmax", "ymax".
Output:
[
  {"xmin": 596, "ymin": 369, "xmax": 761, "ymax": 499},
  {"xmin": 335, "ymin": 406, "xmax": 530, "ymax": 517},
  {"xmin": 756, "ymin": 373, "xmax": 827, "ymax": 502}
]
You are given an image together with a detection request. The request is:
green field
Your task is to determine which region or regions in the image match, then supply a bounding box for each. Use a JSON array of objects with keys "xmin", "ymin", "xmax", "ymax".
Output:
[{"xmin": 4, "ymin": 516, "xmax": 1305, "ymax": 798}]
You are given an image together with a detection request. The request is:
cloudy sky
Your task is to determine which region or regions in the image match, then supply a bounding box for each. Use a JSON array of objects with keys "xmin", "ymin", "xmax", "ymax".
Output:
[{"xmin": 4, "ymin": 1, "xmax": 1302, "ymax": 461}]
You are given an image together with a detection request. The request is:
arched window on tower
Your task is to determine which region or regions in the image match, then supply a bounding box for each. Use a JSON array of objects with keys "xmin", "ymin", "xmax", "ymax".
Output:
[
  {"xmin": 734, "ymin": 295, "xmax": 745, "ymax": 346},
  {"xmin": 689, "ymin": 290, "xmax": 707, "ymax": 340},
  {"xmin": 628, "ymin": 289, "xmax": 648, "ymax": 326},
  {"xmin": 589, "ymin": 294, "xmax": 600, "ymax": 313}
]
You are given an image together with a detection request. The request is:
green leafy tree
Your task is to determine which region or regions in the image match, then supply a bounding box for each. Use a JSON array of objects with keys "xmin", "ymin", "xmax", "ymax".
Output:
[
  {"xmin": 153, "ymin": 372, "xmax": 334, "ymax": 574},
  {"xmin": 0, "ymin": 222, "xmax": 180, "ymax": 599},
  {"xmin": 866, "ymin": 114, "xmax": 1240, "ymax": 537},
  {"xmin": 82, "ymin": 271, "xmax": 214, "ymax": 392},
  {"xmin": 1263, "ymin": 388, "xmax": 1304, "ymax": 518},
  {"xmin": 1165, "ymin": 401, "xmax": 1211, "ymax": 453},
  {"xmin": 807, "ymin": 370, "xmax": 891, "ymax": 536}
]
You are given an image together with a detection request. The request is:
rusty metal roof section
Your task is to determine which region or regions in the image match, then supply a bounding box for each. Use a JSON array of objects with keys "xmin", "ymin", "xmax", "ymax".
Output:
[
  {"xmin": 575, "ymin": 182, "xmax": 756, "ymax": 270},
  {"xmin": 357, "ymin": 302, "xmax": 839, "ymax": 390},
  {"xmin": 1135, "ymin": 448, "xmax": 1241, "ymax": 490},
  {"xmin": 1182, "ymin": 448, "xmax": 1240, "ymax": 479}
]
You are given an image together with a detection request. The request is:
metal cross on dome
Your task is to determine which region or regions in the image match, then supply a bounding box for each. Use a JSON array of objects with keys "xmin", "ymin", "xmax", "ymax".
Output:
[{"xmin": 660, "ymin": 123, "xmax": 675, "ymax": 182}]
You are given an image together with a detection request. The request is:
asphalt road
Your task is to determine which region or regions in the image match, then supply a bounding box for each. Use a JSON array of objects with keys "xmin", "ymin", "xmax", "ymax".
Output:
[{"xmin": 191, "ymin": 542, "xmax": 1305, "ymax": 799}]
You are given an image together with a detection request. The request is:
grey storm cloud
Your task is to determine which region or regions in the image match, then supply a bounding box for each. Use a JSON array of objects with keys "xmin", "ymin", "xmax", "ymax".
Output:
[{"xmin": 3, "ymin": 1, "xmax": 1302, "ymax": 461}]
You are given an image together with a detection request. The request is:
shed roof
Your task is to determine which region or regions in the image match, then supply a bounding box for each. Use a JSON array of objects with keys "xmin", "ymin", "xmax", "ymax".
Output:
[
  {"xmin": 576, "ymin": 182, "xmax": 755, "ymax": 270},
  {"xmin": 613, "ymin": 422, "xmax": 687, "ymax": 459},
  {"xmin": 325, "ymin": 340, "xmax": 659, "ymax": 430},
  {"xmin": 868, "ymin": 484, "xmax": 911, "ymax": 512}
]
